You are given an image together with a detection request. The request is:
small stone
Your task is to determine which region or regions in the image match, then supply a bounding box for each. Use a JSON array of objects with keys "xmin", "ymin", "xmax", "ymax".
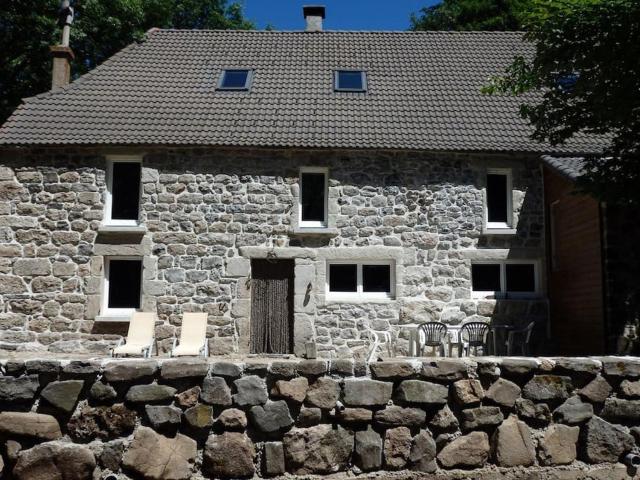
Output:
[
  {"xmin": 485, "ymin": 378, "xmax": 521, "ymax": 408},
  {"xmin": 339, "ymin": 408, "xmax": 373, "ymax": 424},
  {"xmin": 145, "ymin": 405, "xmax": 182, "ymax": 433},
  {"xmin": 437, "ymin": 431, "xmax": 490, "ymax": 468},
  {"xmin": 370, "ymin": 361, "xmax": 415, "ymax": 379},
  {"xmin": 103, "ymin": 359, "xmax": 158, "ymax": 383},
  {"xmin": 429, "ymin": 405, "xmax": 459, "ymax": 431},
  {"xmin": 355, "ymin": 426, "xmax": 383, "ymax": 471},
  {"xmin": 6, "ymin": 439, "xmax": 22, "ymax": 463},
  {"xmin": 272, "ymin": 377, "xmax": 308, "ymax": 403},
  {"xmin": 620, "ymin": 379, "xmax": 640, "ymax": 398},
  {"xmin": 200, "ymin": 377, "xmax": 232, "ymax": 406},
  {"xmin": 175, "ymin": 386, "xmax": 201, "ymax": 409},
  {"xmin": 396, "ymin": 380, "xmax": 448, "ymax": 405},
  {"xmin": 123, "ymin": 426, "xmax": 197, "ymax": 480},
  {"xmin": 600, "ymin": 397, "xmax": 640, "ymax": 422},
  {"xmin": 461, "ymin": 406, "xmax": 504, "ymax": 430},
  {"xmin": 98, "ymin": 440, "xmax": 125, "ymax": 472},
  {"xmin": 283, "ymin": 424, "xmax": 353, "ymax": 474},
  {"xmin": 210, "ymin": 361, "xmax": 243, "ymax": 378},
  {"xmin": 203, "ymin": 432, "xmax": 255, "ymax": 478},
  {"xmin": 0, "ymin": 412, "xmax": 61, "ymax": 441},
  {"xmin": 579, "ymin": 375, "xmax": 613, "ymax": 403},
  {"xmin": 493, "ymin": 416, "xmax": 535, "ymax": 467},
  {"xmin": 343, "ymin": 379, "xmax": 392, "ymax": 406},
  {"xmin": 0, "ymin": 374, "xmax": 39, "ymax": 403},
  {"xmin": 40, "ymin": 380, "xmax": 84, "ymax": 414},
  {"xmin": 264, "ymin": 442, "xmax": 286, "ymax": 476},
  {"xmin": 539, "ymin": 424, "xmax": 579, "ymax": 466},
  {"xmin": 13, "ymin": 441, "xmax": 96, "ymax": 480},
  {"xmin": 249, "ymin": 400, "xmax": 293, "ymax": 433},
  {"xmin": 184, "ymin": 404, "xmax": 214, "ymax": 429},
  {"xmin": 217, "ymin": 408, "xmax": 247, "ymax": 430},
  {"xmin": 89, "ymin": 382, "xmax": 117, "ymax": 404},
  {"xmin": 374, "ymin": 406, "xmax": 426, "ymax": 427},
  {"xmin": 384, "ymin": 426, "xmax": 412, "ymax": 470},
  {"xmin": 126, "ymin": 384, "xmax": 176, "ymax": 404},
  {"xmin": 296, "ymin": 360, "xmax": 328, "ymax": 376},
  {"xmin": 452, "ymin": 379, "xmax": 484, "ymax": 406},
  {"xmin": 522, "ymin": 375, "xmax": 572, "ymax": 402},
  {"xmin": 296, "ymin": 407, "xmax": 322, "ymax": 427},
  {"xmin": 161, "ymin": 358, "xmax": 209, "ymax": 380},
  {"xmin": 305, "ymin": 377, "xmax": 339, "ymax": 409},
  {"xmin": 580, "ymin": 416, "xmax": 635, "ymax": 463},
  {"xmin": 421, "ymin": 359, "xmax": 471, "ymax": 381},
  {"xmin": 233, "ymin": 375, "xmax": 268, "ymax": 406},
  {"xmin": 553, "ymin": 395, "xmax": 594, "ymax": 424},
  {"xmin": 409, "ymin": 430, "xmax": 437, "ymax": 472},
  {"xmin": 515, "ymin": 398, "xmax": 551, "ymax": 425}
]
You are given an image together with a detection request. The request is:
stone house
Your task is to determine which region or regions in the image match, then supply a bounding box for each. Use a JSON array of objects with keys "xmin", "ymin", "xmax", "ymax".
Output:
[{"xmin": 0, "ymin": 8, "xmax": 605, "ymax": 358}]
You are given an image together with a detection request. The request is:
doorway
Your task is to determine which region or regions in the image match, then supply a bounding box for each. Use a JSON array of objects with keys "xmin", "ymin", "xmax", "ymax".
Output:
[{"xmin": 250, "ymin": 259, "xmax": 294, "ymax": 354}]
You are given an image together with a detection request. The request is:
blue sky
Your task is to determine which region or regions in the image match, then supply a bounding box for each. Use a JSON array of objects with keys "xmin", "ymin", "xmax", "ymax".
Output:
[{"xmin": 241, "ymin": 0, "xmax": 440, "ymax": 31}]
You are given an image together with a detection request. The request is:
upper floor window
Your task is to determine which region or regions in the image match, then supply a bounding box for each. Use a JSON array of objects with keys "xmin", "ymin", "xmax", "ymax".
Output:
[
  {"xmin": 485, "ymin": 168, "xmax": 513, "ymax": 230},
  {"xmin": 105, "ymin": 156, "xmax": 141, "ymax": 226},
  {"xmin": 102, "ymin": 257, "xmax": 142, "ymax": 316},
  {"xmin": 218, "ymin": 69, "xmax": 253, "ymax": 90},
  {"xmin": 471, "ymin": 261, "xmax": 539, "ymax": 299},
  {"xmin": 327, "ymin": 260, "xmax": 395, "ymax": 300},
  {"xmin": 299, "ymin": 167, "xmax": 328, "ymax": 228},
  {"xmin": 334, "ymin": 70, "xmax": 367, "ymax": 92}
]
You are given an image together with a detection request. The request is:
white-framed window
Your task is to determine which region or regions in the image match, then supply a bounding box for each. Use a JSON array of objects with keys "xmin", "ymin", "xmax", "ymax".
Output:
[
  {"xmin": 102, "ymin": 257, "xmax": 143, "ymax": 317},
  {"xmin": 485, "ymin": 168, "xmax": 513, "ymax": 230},
  {"xmin": 299, "ymin": 167, "xmax": 328, "ymax": 228},
  {"xmin": 326, "ymin": 260, "xmax": 395, "ymax": 300},
  {"xmin": 334, "ymin": 70, "xmax": 367, "ymax": 92},
  {"xmin": 104, "ymin": 155, "xmax": 142, "ymax": 226},
  {"xmin": 217, "ymin": 69, "xmax": 253, "ymax": 91},
  {"xmin": 471, "ymin": 260, "xmax": 540, "ymax": 299}
]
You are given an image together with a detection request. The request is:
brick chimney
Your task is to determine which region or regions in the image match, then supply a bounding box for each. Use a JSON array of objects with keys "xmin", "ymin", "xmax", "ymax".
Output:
[
  {"xmin": 51, "ymin": 0, "xmax": 75, "ymax": 90},
  {"xmin": 303, "ymin": 5, "xmax": 325, "ymax": 32}
]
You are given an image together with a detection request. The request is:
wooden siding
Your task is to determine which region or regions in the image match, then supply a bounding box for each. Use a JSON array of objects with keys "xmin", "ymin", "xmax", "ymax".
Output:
[{"xmin": 544, "ymin": 167, "xmax": 605, "ymax": 354}]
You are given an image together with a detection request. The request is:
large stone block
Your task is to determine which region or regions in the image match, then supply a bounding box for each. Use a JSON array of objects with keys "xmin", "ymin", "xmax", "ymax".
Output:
[
  {"xmin": 384, "ymin": 426, "xmax": 412, "ymax": 470},
  {"xmin": 539, "ymin": 424, "xmax": 579, "ymax": 466},
  {"xmin": 600, "ymin": 397, "xmax": 640, "ymax": 422},
  {"xmin": 493, "ymin": 416, "xmax": 535, "ymax": 467},
  {"xmin": 102, "ymin": 359, "xmax": 158, "ymax": 382},
  {"xmin": 396, "ymin": 379, "xmax": 448, "ymax": 405},
  {"xmin": 0, "ymin": 412, "xmax": 62, "ymax": 441},
  {"xmin": 370, "ymin": 361, "xmax": 416, "ymax": 379},
  {"xmin": 200, "ymin": 376, "xmax": 232, "ymax": 406},
  {"xmin": 343, "ymin": 379, "xmax": 392, "ymax": 406},
  {"xmin": 305, "ymin": 377, "xmax": 339, "ymax": 409},
  {"xmin": 452, "ymin": 379, "xmax": 484, "ymax": 406},
  {"xmin": 264, "ymin": 442, "xmax": 286, "ymax": 476},
  {"xmin": 485, "ymin": 377, "xmax": 521, "ymax": 408},
  {"xmin": 203, "ymin": 432, "xmax": 255, "ymax": 478},
  {"xmin": 249, "ymin": 400, "xmax": 293, "ymax": 433},
  {"xmin": 374, "ymin": 406, "xmax": 426, "ymax": 428},
  {"xmin": 409, "ymin": 430, "xmax": 437, "ymax": 473},
  {"xmin": 522, "ymin": 375, "xmax": 572, "ymax": 402},
  {"xmin": 553, "ymin": 395, "xmax": 594, "ymax": 424},
  {"xmin": 40, "ymin": 380, "xmax": 84, "ymax": 414},
  {"xmin": 125, "ymin": 384, "xmax": 176, "ymax": 404},
  {"xmin": 67, "ymin": 404, "xmax": 137, "ymax": 442},
  {"xmin": 580, "ymin": 416, "xmax": 634, "ymax": 463},
  {"xmin": 0, "ymin": 374, "xmax": 39, "ymax": 403},
  {"xmin": 233, "ymin": 375, "xmax": 268, "ymax": 406},
  {"xmin": 437, "ymin": 431, "xmax": 490, "ymax": 469},
  {"xmin": 13, "ymin": 441, "xmax": 96, "ymax": 480},
  {"xmin": 355, "ymin": 426, "xmax": 383, "ymax": 471},
  {"xmin": 272, "ymin": 377, "xmax": 308, "ymax": 403},
  {"xmin": 283, "ymin": 424, "xmax": 353, "ymax": 475},
  {"xmin": 421, "ymin": 359, "xmax": 472, "ymax": 381},
  {"xmin": 160, "ymin": 358, "xmax": 209, "ymax": 380},
  {"xmin": 461, "ymin": 406, "xmax": 504, "ymax": 430},
  {"xmin": 13, "ymin": 258, "xmax": 51, "ymax": 276}
]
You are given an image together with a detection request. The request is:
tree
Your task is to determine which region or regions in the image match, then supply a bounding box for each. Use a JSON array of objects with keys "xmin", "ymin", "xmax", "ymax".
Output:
[
  {"xmin": 0, "ymin": 0, "xmax": 254, "ymax": 123},
  {"xmin": 410, "ymin": 0, "xmax": 528, "ymax": 31}
]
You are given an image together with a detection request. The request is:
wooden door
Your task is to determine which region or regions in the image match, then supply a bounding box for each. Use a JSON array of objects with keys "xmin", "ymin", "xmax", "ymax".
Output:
[{"xmin": 250, "ymin": 259, "xmax": 294, "ymax": 354}]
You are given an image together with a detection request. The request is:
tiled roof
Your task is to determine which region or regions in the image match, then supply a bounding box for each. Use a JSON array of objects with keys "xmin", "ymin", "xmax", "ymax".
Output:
[
  {"xmin": 541, "ymin": 155, "xmax": 586, "ymax": 180},
  {"xmin": 0, "ymin": 30, "xmax": 604, "ymax": 153}
]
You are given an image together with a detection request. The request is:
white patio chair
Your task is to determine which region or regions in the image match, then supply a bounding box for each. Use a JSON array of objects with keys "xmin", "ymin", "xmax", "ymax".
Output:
[
  {"xmin": 172, "ymin": 312, "xmax": 209, "ymax": 357},
  {"xmin": 111, "ymin": 312, "xmax": 156, "ymax": 358},
  {"xmin": 366, "ymin": 327, "xmax": 395, "ymax": 363}
]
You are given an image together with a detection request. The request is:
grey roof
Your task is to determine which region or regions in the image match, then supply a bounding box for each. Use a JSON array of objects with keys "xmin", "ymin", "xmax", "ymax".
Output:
[
  {"xmin": 0, "ymin": 30, "xmax": 604, "ymax": 153},
  {"xmin": 541, "ymin": 155, "xmax": 586, "ymax": 180}
]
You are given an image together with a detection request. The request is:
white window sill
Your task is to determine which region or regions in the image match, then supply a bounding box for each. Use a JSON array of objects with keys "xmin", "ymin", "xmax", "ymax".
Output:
[
  {"xmin": 98, "ymin": 224, "xmax": 147, "ymax": 235},
  {"xmin": 291, "ymin": 227, "xmax": 339, "ymax": 236},
  {"xmin": 95, "ymin": 315, "xmax": 131, "ymax": 323},
  {"xmin": 326, "ymin": 295, "xmax": 395, "ymax": 304},
  {"xmin": 482, "ymin": 227, "xmax": 517, "ymax": 236}
]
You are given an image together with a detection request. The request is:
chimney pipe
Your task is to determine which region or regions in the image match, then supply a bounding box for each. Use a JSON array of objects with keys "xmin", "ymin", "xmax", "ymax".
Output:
[
  {"xmin": 51, "ymin": 0, "xmax": 75, "ymax": 90},
  {"xmin": 303, "ymin": 5, "xmax": 325, "ymax": 32}
]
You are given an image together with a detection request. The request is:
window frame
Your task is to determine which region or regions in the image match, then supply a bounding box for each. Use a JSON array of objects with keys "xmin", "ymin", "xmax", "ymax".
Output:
[
  {"xmin": 471, "ymin": 259, "xmax": 540, "ymax": 299},
  {"xmin": 334, "ymin": 70, "xmax": 367, "ymax": 92},
  {"xmin": 326, "ymin": 260, "xmax": 395, "ymax": 301},
  {"xmin": 298, "ymin": 166, "xmax": 329, "ymax": 228},
  {"xmin": 217, "ymin": 69, "xmax": 254, "ymax": 91},
  {"xmin": 484, "ymin": 168, "xmax": 514, "ymax": 230},
  {"xmin": 101, "ymin": 256, "xmax": 143, "ymax": 317},
  {"xmin": 104, "ymin": 155, "xmax": 142, "ymax": 227}
]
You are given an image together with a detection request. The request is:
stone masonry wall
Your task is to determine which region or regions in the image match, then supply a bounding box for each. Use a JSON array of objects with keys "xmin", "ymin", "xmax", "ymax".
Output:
[
  {"xmin": 0, "ymin": 356, "xmax": 639, "ymax": 479},
  {"xmin": 0, "ymin": 148, "xmax": 547, "ymax": 356}
]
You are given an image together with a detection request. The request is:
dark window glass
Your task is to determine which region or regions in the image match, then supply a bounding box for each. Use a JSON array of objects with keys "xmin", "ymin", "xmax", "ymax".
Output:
[
  {"xmin": 336, "ymin": 71, "xmax": 365, "ymax": 91},
  {"xmin": 472, "ymin": 264, "xmax": 501, "ymax": 291},
  {"xmin": 487, "ymin": 174, "xmax": 508, "ymax": 223},
  {"xmin": 111, "ymin": 162, "xmax": 141, "ymax": 220},
  {"xmin": 301, "ymin": 172, "xmax": 326, "ymax": 222},
  {"xmin": 506, "ymin": 264, "xmax": 536, "ymax": 292},
  {"xmin": 108, "ymin": 260, "xmax": 142, "ymax": 308},
  {"xmin": 220, "ymin": 70, "xmax": 250, "ymax": 89},
  {"xmin": 329, "ymin": 264, "xmax": 357, "ymax": 292},
  {"xmin": 363, "ymin": 264, "xmax": 391, "ymax": 293}
]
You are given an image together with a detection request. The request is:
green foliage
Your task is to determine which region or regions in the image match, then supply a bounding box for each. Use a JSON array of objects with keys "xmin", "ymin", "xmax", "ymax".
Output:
[
  {"xmin": 410, "ymin": 0, "xmax": 528, "ymax": 31},
  {"xmin": 0, "ymin": 0, "xmax": 254, "ymax": 123}
]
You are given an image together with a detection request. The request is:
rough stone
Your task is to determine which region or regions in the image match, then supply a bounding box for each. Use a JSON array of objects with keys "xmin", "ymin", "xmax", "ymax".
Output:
[
  {"xmin": 429, "ymin": 405, "xmax": 459, "ymax": 431},
  {"xmin": 89, "ymin": 382, "xmax": 117, "ymax": 404},
  {"xmin": 0, "ymin": 374, "xmax": 39, "ymax": 403},
  {"xmin": 515, "ymin": 398, "xmax": 552, "ymax": 425},
  {"xmin": 600, "ymin": 397, "xmax": 640, "ymax": 422},
  {"xmin": 553, "ymin": 395, "xmax": 594, "ymax": 424},
  {"xmin": 98, "ymin": 439, "xmax": 125, "ymax": 472},
  {"xmin": 305, "ymin": 377, "xmax": 339, "ymax": 409},
  {"xmin": 184, "ymin": 404, "xmax": 214, "ymax": 429},
  {"xmin": 296, "ymin": 360, "xmax": 328, "ymax": 376},
  {"xmin": 0, "ymin": 412, "xmax": 61, "ymax": 441},
  {"xmin": 175, "ymin": 386, "xmax": 201, "ymax": 409},
  {"xmin": 409, "ymin": 430, "xmax": 437, "ymax": 473},
  {"xmin": 67, "ymin": 404, "xmax": 136, "ymax": 441},
  {"xmin": 580, "ymin": 416, "xmax": 635, "ymax": 463},
  {"xmin": 461, "ymin": 406, "xmax": 504, "ymax": 430},
  {"xmin": 343, "ymin": 379, "xmax": 392, "ymax": 406},
  {"xmin": 485, "ymin": 378, "xmax": 521, "ymax": 408},
  {"xmin": 283, "ymin": 424, "xmax": 353, "ymax": 474},
  {"xmin": 13, "ymin": 441, "xmax": 96, "ymax": 480},
  {"xmin": 40, "ymin": 380, "xmax": 84, "ymax": 414},
  {"xmin": 14, "ymin": 258, "xmax": 51, "ymax": 276},
  {"xmin": 145, "ymin": 405, "xmax": 182, "ymax": 433},
  {"xmin": 339, "ymin": 407, "xmax": 373, "ymax": 423},
  {"xmin": 370, "ymin": 361, "xmax": 415, "ymax": 379},
  {"xmin": 384, "ymin": 426, "xmax": 412, "ymax": 470},
  {"xmin": 579, "ymin": 375, "xmax": 613, "ymax": 404},
  {"xmin": 554, "ymin": 358, "xmax": 602, "ymax": 377},
  {"xmin": 217, "ymin": 408, "xmax": 247, "ymax": 430},
  {"xmin": 522, "ymin": 375, "xmax": 572, "ymax": 402},
  {"xmin": 62, "ymin": 360, "xmax": 100, "ymax": 378},
  {"xmin": 264, "ymin": 442, "xmax": 286, "ymax": 476},
  {"xmin": 160, "ymin": 358, "xmax": 209, "ymax": 380},
  {"xmin": 272, "ymin": 377, "xmax": 308, "ymax": 403},
  {"xmin": 620, "ymin": 379, "xmax": 640, "ymax": 398},
  {"xmin": 396, "ymin": 379, "xmax": 448, "ymax": 405},
  {"xmin": 493, "ymin": 416, "xmax": 535, "ymax": 467},
  {"xmin": 421, "ymin": 359, "xmax": 470, "ymax": 381},
  {"xmin": 374, "ymin": 406, "xmax": 426, "ymax": 427},
  {"xmin": 233, "ymin": 375, "xmax": 268, "ymax": 406},
  {"xmin": 203, "ymin": 432, "xmax": 255, "ymax": 478},
  {"xmin": 103, "ymin": 360, "xmax": 158, "ymax": 383},
  {"xmin": 539, "ymin": 424, "xmax": 580, "ymax": 466},
  {"xmin": 126, "ymin": 384, "xmax": 176, "ymax": 404},
  {"xmin": 296, "ymin": 407, "xmax": 322, "ymax": 427},
  {"xmin": 249, "ymin": 400, "xmax": 294, "ymax": 433},
  {"xmin": 200, "ymin": 376, "xmax": 232, "ymax": 406},
  {"xmin": 601, "ymin": 357, "xmax": 640, "ymax": 378},
  {"xmin": 437, "ymin": 431, "xmax": 490, "ymax": 468},
  {"xmin": 210, "ymin": 361, "xmax": 243, "ymax": 378},
  {"xmin": 355, "ymin": 426, "xmax": 383, "ymax": 471},
  {"xmin": 452, "ymin": 379, "xmax": 484, "ymax": 406},
  {"xmin": 123, "ymin": 426, "xmax": 197, "ymax": 480}
]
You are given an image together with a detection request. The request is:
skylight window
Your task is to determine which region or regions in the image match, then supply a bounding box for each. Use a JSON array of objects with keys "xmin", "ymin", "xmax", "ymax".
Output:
[
  {"xmin": 218, "ymin": 69, "xmax": 252, "ymax": 90},
  {"xmin": 334, "ymin": 70, "xmax": 367, "ymax": 92}
]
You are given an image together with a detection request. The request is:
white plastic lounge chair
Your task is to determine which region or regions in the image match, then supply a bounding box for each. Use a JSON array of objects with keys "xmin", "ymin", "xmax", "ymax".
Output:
[
  {"xmin": 172, "ymin": 312, "xmax": 209, "ymax": 357},
  {"xmin": 111, "ymin": 312, "xmax": 156, "ymax": 358},
  {"xmin": 366, "ymin": 327, "xmax": 394, "ymax": 363}
]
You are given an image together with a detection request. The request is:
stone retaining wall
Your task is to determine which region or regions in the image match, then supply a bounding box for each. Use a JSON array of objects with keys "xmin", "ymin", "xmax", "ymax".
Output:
[{"xmin": 0, "ymin": 355, "xmax": 639, "ymax": 479}]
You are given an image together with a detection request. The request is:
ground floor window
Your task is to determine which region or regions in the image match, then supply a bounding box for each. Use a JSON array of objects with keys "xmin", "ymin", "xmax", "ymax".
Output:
[
  {"xmin": 102, "ymin": 257, "xmax": 142, "ymax": 316},
  {"xmin": 471, "ymin": 260, "xmax": 538, "ymax": 298},
  {"xmin": 327, "ymin": 260, "xmax": 394, "ymax": 300}
]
